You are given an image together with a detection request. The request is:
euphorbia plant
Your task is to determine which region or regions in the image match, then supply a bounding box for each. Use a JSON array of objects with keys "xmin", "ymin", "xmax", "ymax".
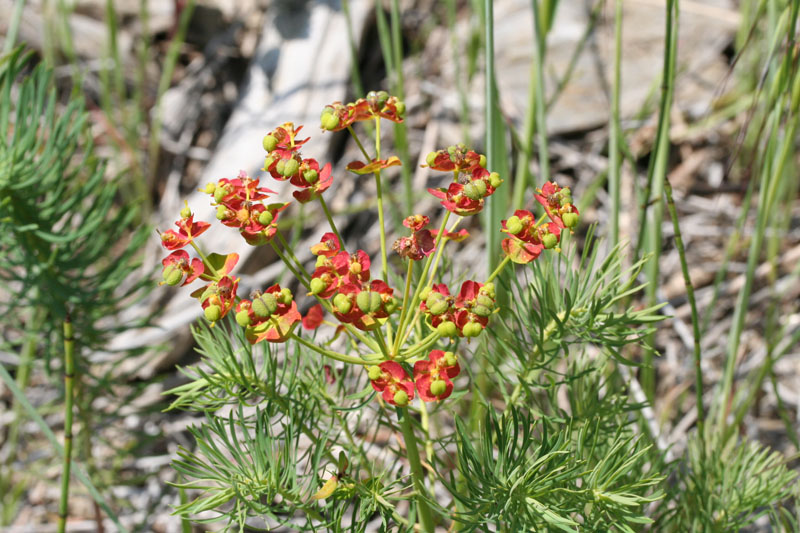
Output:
[{"xmin": 159, "ymin": 91, "xmax": 579, "ymax": 531}]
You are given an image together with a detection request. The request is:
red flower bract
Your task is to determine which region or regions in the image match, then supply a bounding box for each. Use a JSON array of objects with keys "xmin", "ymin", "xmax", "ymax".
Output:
[
  {"xmin": 369, "ymin": 361, "xmax": 415, "ymax": 406},
  {"xmin": 414, "ymin": 350, "xmax": 460, "ymax": 402}
]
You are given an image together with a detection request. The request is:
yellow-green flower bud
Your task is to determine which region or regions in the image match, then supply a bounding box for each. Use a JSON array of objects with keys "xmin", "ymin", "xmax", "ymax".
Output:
[
  {"xmin": 282, "ymin": 158, "xmax": 299, "ymax": 177},
  {"xmin": 562, "ymin": 212, "xmax": 579, "ymax": 228},
  {"xmin": 204, "ymin": 305, "xmax": 222, "ymax": 322},
  {"xmin": 444, "ymin": 351, "xmax": 457, "ymax": 366},
  {"xmin": 429, "ymin": 300, "xmax": 449, "ymax": 316},
  {"xmin": 426, "ymin": 151, "xmax": 438, "ymax": 167},
  {"xmin": 315, "ymin": 256, "xmax": 327, "ymax": 268},
  {"xmin": 437, "ymin": 320, "xmax": 457, "ymax": 337},
  {"xmin": 506, "ymin": 215, "xmax": 523, "ymax": 235},
  {"xmin": 310, "ymin": 278, "xmax": 326, "ymax": 295},
  {"xmin": 204, "ymin": 182, "xmax": 216, "ymax": 194},
  {"xmin": 235, "ymin": 309, "xmax": 251, "ymax": 327},
  {"xmin": 334, "ymin": 293, "xmax": 352, "ymax": 314},
  {"xmin": 180, "ymin": 206, "xmax": 191, "ymax": 218},
  {"xmin": 304, "ymin": 169, "xmax": 319, "ymax": 184},
  {"xmin": 393, "ymin": 390, "xmax": 409, "ymax": 406},
  {"xmin": 262, "ymin": 134, "xmax": 278, "ymax": 152},
  {"xmin": 542, "ymin": 233, "xmax": 558, "ymax": 249},
  {"xmin": 214, "ymin": 186, "xmax": 228, "ymax": 203},
  {"xmin": 430, "ymin": 379, "xmax": 447, "ymax": 397},
  {"xmin": 321, "ymin": 112, "xmax": 340, "ymax": 131},
  {"xmin": 367, "ymin": 365, "xmax": 382, "ymax": 381},
  {"xmin": 279, "ymin": 288, "xmax": 293, "ymax": 305},
  {"xmin": 258, "ymin": 210, "xmax": 274, "ymax": 226},
  {"xmin": 419, "ymin": 287, "xmax": 432, "ymax": 302},
  {"xmin": 489, "ymin": 172, "xmax": 503, "ymax": 188},
  {"xmin": 162, "ymin": 265, "xmax": 183, "ymax": 286},
  {"xmin": 252, "ymin": 293, "xmax": 278, "ymax": 317},
  {"xmin": 356, "ymin": 291, "xmax": 372, "ymax": 313}
]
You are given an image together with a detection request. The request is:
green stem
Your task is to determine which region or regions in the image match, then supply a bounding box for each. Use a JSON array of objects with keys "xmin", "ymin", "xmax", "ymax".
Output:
[
  {"xmin": 347, "ymin": 125, "xmax": 372, "ymax": 161},
  {"xmin": 398, "ymin": 407, "xmax": 435, "ymax": 533},
  {"xmin": 190, "ymin": 240, "xmax": 220, "ymax": 279},
  {"xmin": 374, "ymin": 122, "xmax": 389, "ymax": 283},
  {"xmin": 317, "ymin": 195, "xmax": 343, "ymax": 247},
  {"xmin": 531, "ymin": 1, "xmax": 551, "ymax": 185},
  {"xmin": 58, "ymin": 315, "xmax": 75, "ymax": 533},
  {"xmin": 290, "ymin": 333, "xmax": 369, "ymax": 366},
  {"xmin": 609, "ymin": 0, "xmax": 623, "ymax": 247},
  {"xmin": 663, "ymin": 178, "xmax": 705, "ymax": 443},
  {"xmin": 2, "ymin": 0, "xmax": 26, "ymax": 54},
  {"xmin": 486, "ymin": 255, "xmax": 511, "ymax": 283}
]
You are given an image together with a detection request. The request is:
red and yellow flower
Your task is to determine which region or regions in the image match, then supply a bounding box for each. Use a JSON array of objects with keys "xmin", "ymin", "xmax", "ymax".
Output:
[
  {"xmin": 368, "ymin": 361, "xmax": 415, "ymax": 406},
  {"xmin": 414, "ymin": 350, "xmax": 460, "ymax": 402}
]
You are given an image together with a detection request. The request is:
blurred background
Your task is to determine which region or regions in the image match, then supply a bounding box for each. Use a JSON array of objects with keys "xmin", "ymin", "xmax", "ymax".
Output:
[{"xmin": 1, "ymin": 0, "xmax": 798, "ymax": 530}]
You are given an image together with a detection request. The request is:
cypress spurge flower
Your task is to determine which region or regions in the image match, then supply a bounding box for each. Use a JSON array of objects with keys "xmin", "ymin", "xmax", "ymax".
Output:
[
  {"xmin": 160, "ymin": 212, "xmax": 211, "ymax": 250},
  {"xmin": 160, "ymin": 250, "xmax": 204, "ymax": 286},
  {"xmin": 414, "ymin": 350, "xmax": 460, "ymax": 402},
  {"xmin": 393, "ymin": 214, "xmax": 436, "ymax": 261},
  {"xmin": 534, "ymin": 181, "xmax": 580, "ymax": 230},
  {"xmin": 368, "ymin": 361, "xmax": 415, "ymax": 406}
]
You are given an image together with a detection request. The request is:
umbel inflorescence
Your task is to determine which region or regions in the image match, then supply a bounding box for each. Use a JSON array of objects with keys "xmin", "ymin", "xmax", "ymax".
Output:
[{"xmin": 158, "ymin": 90, "xmax": 579, "ymax": 407}]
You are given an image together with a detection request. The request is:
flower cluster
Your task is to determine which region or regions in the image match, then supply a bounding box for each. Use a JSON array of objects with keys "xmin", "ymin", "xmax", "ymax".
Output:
[
  {"xmin": 419, "ymin": 280, "xmax": 496, "ymax": 338},
  {"xmin": 158, "ymin": 91, "xmax": 579, "ymax": 411},
  {"xmin": 368, "ymin": 349, "xmax": 460, "ymax": 406},
  {"xmin": 426, "ymin": 144, "xmax": 504, "ymax": 216},
  {"xmin": 320, "ymin": 90, "xmax": 405, "ymax": 132}
]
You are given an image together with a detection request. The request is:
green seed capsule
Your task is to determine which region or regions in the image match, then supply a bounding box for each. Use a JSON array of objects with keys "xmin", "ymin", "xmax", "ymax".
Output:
[
  {"xmin": 204, "ymin": 305, "xmax": 222, "ymax": 322},
  {"xmin": 426, "ymin": 151, "xmax": 438, "ymax": 167},
  {"xmin": 252, "ymin": 293, "xmax": 278, "ymax": 317},
  {"xmin": 562, "ymin": 212, "xmax": 579, "ymax": 228},
  {"xmin": 310, "ymin": 278, "xmax": 326, "ymax": 295},
  {"xmin": 463, "ymin": 322, "xmax": 483, "ymax": 337},
  {"xmin": 429, "ymin": 300, "xmax": 449, "ymax": 316},
  {"xmin": 216, "ymin": 206, "xmax": 229, "ymax": 220},
  {"xmin": 395, "ymin": 100, "xmax": 406, "ymax": 116},
  {"xmin": 275, "ymin": 159, "xmax": 286, "ymax": 176},
  {"xmin": 384, "ymin": 297, "xmax": 399, "ymax": 314},
  {"xmin": 235, "ymin": 310, "xmax": 251, "ymax": 327},
  {"xmin": 258, "ymin": 210, "xmax": 274, "ymax": 226},
  {"xmin": 489, "ymin": 172, "xmax": 503, "ymax": 188},
  {"xmin": 262, "ymin": 134, "xmax": 278, "ymax": 152},
  {"xmin": 180, "ymin": 206, "xmax": 191, "ymax": 218},
  {"xmin": 315, "ymin": 256, "xmax": 327, "ymax": 268},
  {"xmin": 444, "ymin": 351, "xmax": 457, "ymax": 366},
  {"xmin": 472, "ymin": 305, "xmax": 491, "ymax": 317},
  {"xmin": 430, "ymin": 380, "xmax": 447, "ymax": 397},
  {"xmin": 393, "ymin": 390, "xmax": 409, "ymax": 406},
  {"xmin": 204, "ymin": 182, "xmax": 216, "ymax": 194},
  {"xmin": 506, "ymin": 215, "xmax": 523, "ymax": 235},
  {"xmin": 334, "ymin": 293, "xmax": 353, "ymax": 314},
  {"xmin": 321, "ymin": 112, "xmax": 340, "ymax": 131},
  {"xmin": 162, "ymin": 265, "xmax": 183, "ymax": 286},
  {"xmin": 304, "ymin": 169, "xmax": 319, "ymax": 184},
  {"xmin": 367, "ymin": 365, "xmax": 382, "ymax": 381},
  {"xmin": 437, "ymin": 320, "xmax": 458, "ymax": 337},
  {"xmin": 472, "ymin": 179, "xmax": 487, "ymax": 197},
  {"xmin": 476, "ymin": 295, "xmax": 494, "ymax": 308},
  {"xmin": 282, "ymin": 158, "xmax": 299, "ymax": 177},
  {"xmin": 478, "ymin": 154, "xmax": 487, "ymax": 168},
  {"xmin": 542, "ymin": 233, "xmax": 558, "ymax": 249},
  {"xmin": 463, "ymin": 183, "xmax": 482, "ymax": 200},
  {"xmin": 356, "ymin": 291, "xmax": 372, "ymax": 313},
  {"xmin": 369, "ymin": 292, "xmax": 382, "ymax": 313}
]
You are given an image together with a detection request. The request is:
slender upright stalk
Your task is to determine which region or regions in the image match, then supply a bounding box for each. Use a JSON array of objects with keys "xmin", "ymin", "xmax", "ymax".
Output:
[
  {"xmin": 663, "ymin": 178, "xmax": 705, "ymax": 443},
  {"xmin": 642, "ymin": 0, "xmax": 678, "ymax": 399},
  {"xmin": 398, "ymin": 407, "xmax": 435, "ymax": 533},
  {"xmin": 531, "ymin": 1, "xmax": 551, "ymax": 186},
  {"xmin": 389, "ymin": 0, "xmax": 414, "ymax": 213},
  {"xmin": 374, "ymin": 118, "xmax": 389, "ymax": 282},
  {"xmin": 2, "ymin": 0, "xmax": 27, "ymax": 54},
  {"xmin": 608, "ymin": 0, "xmax": 623, "ymax": 247},
  {"xmin": 58, "ymin": 314, "xmax": 75, "ymax": 533}
]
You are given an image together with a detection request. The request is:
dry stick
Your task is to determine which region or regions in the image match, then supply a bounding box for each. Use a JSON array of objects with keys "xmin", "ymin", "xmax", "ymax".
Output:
[
  {"xmin": 663, "ymin": 178, "xmax": 705, "ymax": 446},
  {"xmin": 58, "ymin": 314, "xmax": 75, "ymax": 533}
]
